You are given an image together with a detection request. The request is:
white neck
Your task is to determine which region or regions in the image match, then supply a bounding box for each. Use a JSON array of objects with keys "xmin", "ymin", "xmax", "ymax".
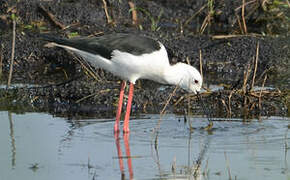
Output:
[{"xmin": 162, "ymin": 63, "xmax": 190, "ymax": 86}]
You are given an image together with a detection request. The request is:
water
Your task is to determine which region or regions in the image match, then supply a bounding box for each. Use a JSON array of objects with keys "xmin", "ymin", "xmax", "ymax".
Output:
[{"xmin": 0, "ymin": 111, "xmax": 289, "ymax": 180}]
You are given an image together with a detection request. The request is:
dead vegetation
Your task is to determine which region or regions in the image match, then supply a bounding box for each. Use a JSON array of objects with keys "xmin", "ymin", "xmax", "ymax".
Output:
[
  {"xmin": 173, "ymin": 40, "xmax": 287, "ymax": 120},
  {"xmin": 0, "ymin": 0, "xmax": 288, "ymax": 118}
]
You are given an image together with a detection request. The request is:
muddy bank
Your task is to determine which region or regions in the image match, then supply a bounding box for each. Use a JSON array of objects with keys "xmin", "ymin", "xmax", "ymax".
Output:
[{"xmin": 0, "ymin": 0, "xmax": 289, "ymax": 118}]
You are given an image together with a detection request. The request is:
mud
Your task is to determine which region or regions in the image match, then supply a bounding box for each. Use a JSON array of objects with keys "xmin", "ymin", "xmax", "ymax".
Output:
[{"xmin": 0, "ymin": 0, "xmax": 289, "ymax": 118}]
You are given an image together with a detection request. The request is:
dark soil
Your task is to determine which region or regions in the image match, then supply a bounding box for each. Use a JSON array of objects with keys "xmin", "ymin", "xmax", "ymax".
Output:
[{"xmin": 0, "ymin": 0, "xmax": 289, "ymax": 119}]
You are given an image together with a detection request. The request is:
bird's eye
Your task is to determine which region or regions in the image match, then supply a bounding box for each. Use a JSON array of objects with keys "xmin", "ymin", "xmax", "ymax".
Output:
[{"xmin": 194, "ymin": 80, "xmax": 199, "ymax": 84}]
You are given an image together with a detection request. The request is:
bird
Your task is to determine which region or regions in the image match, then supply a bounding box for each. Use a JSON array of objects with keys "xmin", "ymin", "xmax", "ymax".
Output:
[{"xmin": 41, "ymin": 33, "xmax": 203, "ymax": 133}]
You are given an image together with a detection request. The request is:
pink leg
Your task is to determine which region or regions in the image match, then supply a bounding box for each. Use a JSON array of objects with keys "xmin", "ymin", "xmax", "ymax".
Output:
[
  {"xmin": 123, "ymin": 83, "xmax": 134, "ymax": 133},
  {"xmin": 114, "ymin": 132, "xmax": 125, "ymax": 177},
  {"xmin": 114, "ymin": 81, "xmax": 126, "ymax": 132},
  {"xmin": 124, "ymin": 133, "xmax": 134, "ymax": 179}
]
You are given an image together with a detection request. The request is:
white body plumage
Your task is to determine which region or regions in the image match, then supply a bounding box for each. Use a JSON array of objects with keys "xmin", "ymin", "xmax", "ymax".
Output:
[{"xmin": 44, "ymin": 34, "xmax": 203, "ymax": 94}]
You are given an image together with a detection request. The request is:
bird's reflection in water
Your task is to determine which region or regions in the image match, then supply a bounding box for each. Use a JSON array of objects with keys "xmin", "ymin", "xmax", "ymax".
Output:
[{"xmin": 114, "ymin": 132, "xmax": 134, "ymax": 180}]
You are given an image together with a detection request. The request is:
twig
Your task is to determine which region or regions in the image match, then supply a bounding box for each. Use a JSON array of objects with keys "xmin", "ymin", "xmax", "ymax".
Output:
[
  {"xmin": 221, "ymin": 99, "xmax": 230, "ymax": 116},
  {"xmin": 242, "ymin": 64, "xmax": 251, "ymax": 94},
  {"xmin": 160, "ymin": 86, "xmax": 179, "ymax": 116},
  {"xmin": 200, "ymin": 14, "xmax": 210, "ymax": 34},
  {"xmin": 242, "ymin": 0, "xmax": 248, "ymax": 34},
  {"xmin": 199, "ymin": 49, "xmax": 203, "ymax": 80},
  {"xmin": 285, "ymin": 129, "xmax": 289, "ymax": 155},
  {"xmin": 171, "ymin": 157, "xmax": 176, "ymax": 176},
  {"xmin": 8, "ymin": 111, "xmax": 16, "ymax": 167},
  {"xmin": 75, "ymin": 89, "xmax": 110, "ymax": 103},
  {"xmin": 187, "ymin": 96, "xmax": 194, "ymax": 131},
  {"xmin": 249, "ymin": 101, "xmax": 256, "ymax": 111},
  {"xmin": 173, "ymin": 95, "xmax": 184, "ymax": 106},
  {"xmin": 186, "ymin": 56, "xmax": 191, "ymax": 65},
  {"xmin": 251, "ymin": 41, "xmax": 259, "ymax": 91},
  {"xmin": 102, "ymin": 0, "xmax": 113, "ymax": 24},
  {"xmin": 184, "ymin": 4, "xmax": 207, "ymax": 28},
  {"xmin": 7, "ymin": 17, "xmax": 16, "ymax": 88},
  {"xmin": 235, "ymin": 0, "xmax": 256, "ymax": 11},
  {"xmin": 128, "ymin": 1, "xmax": 138, "ymax": 25},
  {"xmin": 38, "ymin": 4, "xmax": 65, "ymax": 29},
  {"xmin": 255, "ymin": 66, "xmax": 272, "ymax": 84},
  {"xmin": 152, "ymin": 85, "xmax": 179, "ymax": 148},
  {"xmin": 196, "ymin": 93, "xmax": 214, "ymax": 129},
  {"xmin": 228, "ymin": 90, "xmax": 234, "ymax": 118},
  {"xmin": 88, "ymin": 31, "xmax": 104, "ymax": 37},
  {"xmin": 235, "ymin": 13, "xmax": 244, "ymax": 33},
  {"xmin": 0, "ymin": 44, "xmax": 3, "ymax": 77},
  {"xmin": 192, "ymin": 135, "xmax": 211, "ymax": 178},
  {"xmin": 211, "ymin": 34, "xmax": 262, "ymax": 39},
  {"xmin": 242, "ymin": 63, "xmax": 251, "ymax": 119},
  {"xmin": 61, "ymin": 69, "xmax": 69, "ymax": 79},
  {"xmin": 224, "ymin": 152, "xmax": 232, "ymax": 180},
  {"xmin": 258, "ymin": 74, "xmax": 267, "ymax": 111},
  {"xmin": 45, "ymin": 41, "xmax": 103, "ymax": 81},
  {"xmin": 187, "ymin": 95, "xmax": 191, "ymax": 116},
  {"xmin": 67, "ymin": 50, "xmax": 102, "ymax": 81},
  {"xmin": 200, "ymin": 0, "xmax": 214, "ymax": 34}
]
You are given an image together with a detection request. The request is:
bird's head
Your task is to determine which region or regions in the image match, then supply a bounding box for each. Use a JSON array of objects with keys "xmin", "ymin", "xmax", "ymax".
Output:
[{"xmin": 175, "ymin": 63, "xmax": 203, "ymax": 94}]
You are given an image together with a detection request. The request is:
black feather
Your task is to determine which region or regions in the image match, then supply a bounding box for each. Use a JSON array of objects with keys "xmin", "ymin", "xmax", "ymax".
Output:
[{"xmin": 40, "ymin": 33, "xmax": 161, "ymax": 59}]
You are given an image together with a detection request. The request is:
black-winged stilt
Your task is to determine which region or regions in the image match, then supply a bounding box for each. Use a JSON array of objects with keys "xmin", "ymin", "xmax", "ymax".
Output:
[{"xmin": 42, "ymin": 33, "xmax": 203, "ymax": 133}]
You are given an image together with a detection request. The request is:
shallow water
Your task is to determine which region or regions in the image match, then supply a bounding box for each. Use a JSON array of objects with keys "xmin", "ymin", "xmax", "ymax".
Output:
[{"xmin": 0, "ymin": 111, "xmax": 289, "ymax": 180}]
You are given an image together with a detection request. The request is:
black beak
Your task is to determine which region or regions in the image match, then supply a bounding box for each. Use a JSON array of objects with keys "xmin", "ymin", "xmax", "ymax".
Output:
[{"xmin": 196, "ymin": 91, "xmax": 213, "ymax": 127}]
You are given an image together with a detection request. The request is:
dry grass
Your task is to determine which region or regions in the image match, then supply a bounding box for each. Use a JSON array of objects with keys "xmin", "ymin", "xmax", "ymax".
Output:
[
  {"xmin": 199, "ymin": 49, "xmax": 203, "ymax": 80},
  {"xmin": 0, "ymin": 44, "xmax": 3, "ymax": 78},
  {"xmin": 102, "ymin": 0, "xmax": 113, "ymax": 24},
  {"xmin": 38, "ymin": 4, "xmax": 65, "ymax": 30},
  {"xmin": 224, "ymin": 152, "xmax": 232, "ymax": 180},
  {"xmin": 242, "ymin": 0, "xmax": 248, "ymax": 34},
  {"xmin": 153, "ymin": 85, "xmax": 179, "ymax": 148},
  {"xmin": 128, "ymin": 1, "xmax": 138, "ymax": 25},
  {"xmin": 174, "ymin": 39, "xmax": 285, "ymax": 120},
  {"xmin": 7, "ymin": 15, "xmax": 16, "ymax": 88}
]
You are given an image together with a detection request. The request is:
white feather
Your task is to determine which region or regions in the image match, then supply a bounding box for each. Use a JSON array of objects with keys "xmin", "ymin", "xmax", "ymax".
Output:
[{"xmin": 48, "ymin": 42, "xmax": 202, "ymax": 93}]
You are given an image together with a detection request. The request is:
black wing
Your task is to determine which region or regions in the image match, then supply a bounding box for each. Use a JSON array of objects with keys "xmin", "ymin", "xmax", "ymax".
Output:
[{"xmin": 41, "ymin": 33, "xmax": 161, "ymax": 59}]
